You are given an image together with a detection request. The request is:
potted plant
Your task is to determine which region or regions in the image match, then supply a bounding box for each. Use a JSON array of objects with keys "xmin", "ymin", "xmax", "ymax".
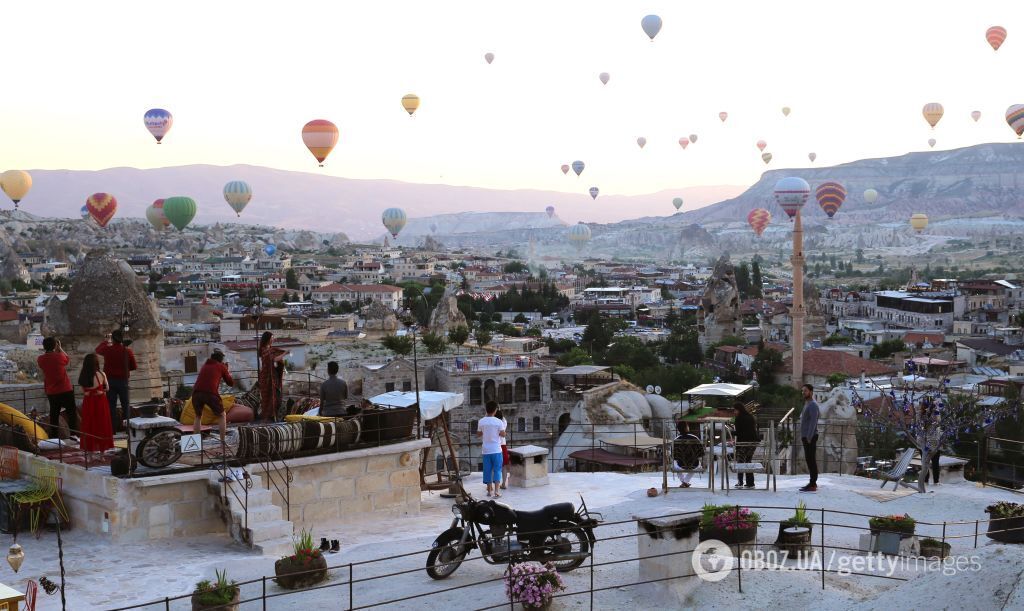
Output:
[
  {"xmin": 868, "ymin": 514, "xmax": 916, "ymax": 539},
  {"xmin": 191, "ymin": 569, "xmax": 239, "ymax": 611},
  {"xmin": 274, "ymin": 529, "xmax": 328, "ymax": 589},
  {"xmin": 699, "ymin": 503, "xmax": 759, "ymax": 545},
  {"xmin": 504, "ymin": 561, "xmax": 566, "ymax": 610},
  {"xmin": 985, "ymin": 501, "xmax": 1024, "ymax": 543},
  {"xmin": 776, "ymin": 501, "xmax": 813, "ymax": 553},
  {"xmin": 919, "ymin": 538, "xmax": 952, "ymax": 558}
]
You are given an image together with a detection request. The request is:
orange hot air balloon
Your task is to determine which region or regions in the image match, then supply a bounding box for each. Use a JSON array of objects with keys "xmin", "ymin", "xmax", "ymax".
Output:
[
  {"xmin": 986, "ymin": 26, "xmax": 1007, "ymax": 51},
  {"xmin": 747, "ymin": 208, "xmax": 771, "ymax": 237},
  {"xmin": 302, "ymin": 120, "xmax": 339, "ymax": 167},
  {"xmin": 86, "ymin": 193, "xmax": 118, "ymax": 228}
]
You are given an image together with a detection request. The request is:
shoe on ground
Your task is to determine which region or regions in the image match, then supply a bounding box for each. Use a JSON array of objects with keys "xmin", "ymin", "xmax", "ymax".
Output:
[
  {"xmin": 330, "ymin": 539, "xmax": 340, "ymax": 553},
  {"xmin": 798, "ymin": 484, "xmax": 818, "ymax": 492},
  {"xmin": 320, "ymin": 537, "xmax": 330, "ymax": 552},
  {"xmin": 681, "ymin": 482, "xmax": 691, "ymax": 488}
]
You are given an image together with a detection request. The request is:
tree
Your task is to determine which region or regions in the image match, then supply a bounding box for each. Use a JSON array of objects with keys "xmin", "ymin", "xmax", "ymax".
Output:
[
  {"xmin": 581, "ymin": 311, "xmax": 626, "ymax": 356},
  {"xmin": 557, "ymin": 347, "xmax": 593, "ymax": 366},
  {"xmin": 603, "ymin": 336, "xmax": 659, "ymax": 371},
  {"xmin": 513, "ymin": 313, "xmax": 529, "ymax": 324},
  {"xmin": 735, "ymin": 262, "xmax": 751, "ymax": 299},
  {"xmin": 420, "ymin": 331, "xmax": 448, "ymax": 355},
  {"xmin": 661, "ymin": 326, "xmax": 703, "ymax": 365},
  {"xmin": 447, "ymin": 325, "xmax": 470, "ymax": 353},
  {"xmin": 750, "ymin": 261, "xmax": 763, "ymax": 299},
  {"xmin": 285, "ymin": 268, "xmax": 300, "ymax": 290},
  {"xmin": 503, "ymin": 261, "xmax": 529, "ymax": 274},
  {"xmin": 475, "ymin": 329, "xmax": 492, "ymax": 348},
  {"xmin": 751, "ymin": 348, "xmax": 783, "ymax": 386},
  {"xmin": 870, "ymin": 339, "xmax": 905, "ymax": 360},
  {"xmin": 382, "ymin": 334, "xmax": 413, "ymax": 356}
]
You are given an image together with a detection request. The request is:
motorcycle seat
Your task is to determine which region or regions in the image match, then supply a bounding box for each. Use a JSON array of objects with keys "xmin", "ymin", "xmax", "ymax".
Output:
[{"xmin": 516, "ymin": 502, "xmax": 575, "ymax": 534}]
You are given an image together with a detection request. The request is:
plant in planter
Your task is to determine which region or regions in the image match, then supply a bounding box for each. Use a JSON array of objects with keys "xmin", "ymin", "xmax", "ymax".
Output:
[
  {"xmin": 274, "ymin": 529, "xmax": 328, "ymax": 589},
  {"xmin": 985, "ymin": 501, "xmax": 1024, "ymax": 543},
  {"xmin": 868, "ymin": 514, "xmax": 916, "ymax": 538},
  {"xmin": 700, "ymin": 503, "xmax": 759, "ymax": 544},
  {"xmin": 192, "ymin": 569, "xmax": 239, "ymax": 611},
  {"xmin": 918, "ymin": 537, "xmax": 951, "ymax": 558},
  {"xmin": 777, "ymin": 501, "xmax": 814, "ymax": 544},
  {"xmin": 504, "ymin": 561, "xmax": 566, "ymax": 610}
]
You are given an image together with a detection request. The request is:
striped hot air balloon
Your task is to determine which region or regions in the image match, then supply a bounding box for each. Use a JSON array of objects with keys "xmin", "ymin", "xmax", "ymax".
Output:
[
  {"xmin": 910, "ymin": 213, "xmax": 929, "ymax": 233},
  {"xmin": 773, "ymin": 177, "xmax": 810, "ymax": 220},
  {"xmin": 747, "ymin": 208, "xmax": 771, "ymax": 237},
  {"xmin": 815, "ymin": 182, "xmax": 847, "ymax": 219},
  {"xmin": 922, "ymin": 103, "xmax": 944, "ymax": 129},
  {"xmin": 761, "ymin": 152, "xmax": 773, "ymax": 165},
  {"xmin": 986, "ymin": 26, "xmax": 1007, "ymax": 51},
  {"xmin": 589, "ymin": 187, "xmax": 599, "ymax": 200},
  {"xmin": 572, "ymin": 160, "xmax": 585, "ymax": 176},
  {"xmin": 678, "ymin": 137, "xmax": 689, "ymax": 149},
  {"xmin": 401, "ymin": 94, "xmax": 420, "ymax": 116},
  {"xmin": 143, "ymin": 108, "xmax": 173, "ymax": 143},
  {"xmin": 1005, "ymin": 105, "xmax": 1024, "ymax": 138},
  {"xmin": 86, "ymin": 193, "xmax": 118, "ymax": 228},
  {"xmin": 223, "ymin": 181, "xmax": 253, "ymax": 216},
  {"xmin": 302, "ymin": 120, "xmax": 339, "ymax": 166},
  {"xmin": 567, "ymin": 222, "xmax": 591, "ymax": 248},
  {"xmin": 382, "ymin": 207, "xmax": 407, "ymax": 238}
]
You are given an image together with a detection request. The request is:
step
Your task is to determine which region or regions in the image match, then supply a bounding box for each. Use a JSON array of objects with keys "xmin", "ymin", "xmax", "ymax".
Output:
[
  {"xmin": 247, "ymin": 519, "xmax": 294, "ymax": 543},
  {"xmin": 255, "ymin": 536, "xmax": 296, "ymax": 557},
  {"xmin": 221, "ymin": 488, "xmax": 274, "ymax": 512},
  {"xmin": 232, "ymin": 503, "xmax": 283, "ymax": 524}
]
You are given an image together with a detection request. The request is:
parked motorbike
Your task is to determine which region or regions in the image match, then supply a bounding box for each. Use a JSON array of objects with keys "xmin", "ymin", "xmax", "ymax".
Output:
[{"xmin": 425, "ymin": 493, "xmax": 601, "ymax": 579}]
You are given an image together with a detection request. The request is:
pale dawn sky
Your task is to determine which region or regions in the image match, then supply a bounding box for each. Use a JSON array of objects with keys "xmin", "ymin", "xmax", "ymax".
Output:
[{"xmin": 0, "ymin": 1, "xmax": 1019, "ymax": 199}]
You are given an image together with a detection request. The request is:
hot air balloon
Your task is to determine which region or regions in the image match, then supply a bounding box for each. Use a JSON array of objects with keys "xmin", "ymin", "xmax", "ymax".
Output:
[
  {"xmin": 678, "ymin": 137, "xmax": 689, "ymax": 149},
  {"xmin": 922, "ymin": 103, "xmax": 944, "ymax": 129},
  {"xmin": 599, "ymin": 72, "xmax": 610, "ymax": 85},
  {"xmin": 863, "ymin": 188, "xmax": 879, "ymax": 204},
  {"xmin": 747, "ymin": 208, "xmax": 771, "ymax": 237},
  {"xmin": 86, "ymin": 193, "xmax": 118, "ymax": 228},
  {"xmin": 143, "ymin": 108, "xmax": 173, "ymax": 144},
  {"xmin": 223, "ymin": 181, "xmax": 252, "ymax": 216},
  {"xmin": 146, "ymin": 201, "xmax": 169, "ymax": 230},
  {"xmin": 719, "ymin": 112, "xmax": 728, "ymax": 122},
  {"xmin": 815, "ymin": 181, "xmax": 847, "ymax": 219},
  {"xmin": 0, "ymin": 170, "xmax": 32, "ymax": 209},
  {"xmin": 672, "ymin": 197, "xmax": 683, "ymax": 211},
  {"xmin": 484, "ymin": 52, "xmax": 494, "ymax": 64},
  {"xmin": 589, "ymin": 187, "xmax": 599, "ymax": 200},
  {"xmin": 401, "ymin": 94, "xmax": 420, "ymax": 116},
  {"xmin": 928, "ymin": 138, "xmax": 936, "ymax": 148},
  {"xmin": 773, "ymin": 177, "xmax": 811, "ymax": 220},
  {"xmin": 80, "ymin": 205, "xmax": 90, "ymax": 221},
  {"xmin": 560, "ymin": 164, "xmax": 570, "ymax": 175},
  {"xmin": 689, "ymin": 134, "xmax": 698, "ymax": 143},
  {"xmin": 971, "ymin": 110, "xmax": 982, "ymax": 122},
  {"xmin": 302, "ymin": 120, "xmax": 339, "ymax": 167},
  {"xmin": 782, "ymin": 107, "xmax": 791, "ymax": 117},
  {"xmin": 808, "ymin": 152, "xmax": 817, "ymax": 163},
  {"xmin": 382, "ymin": 207, "xmax": 407, "ymax": 238},
  {"xmin": 164, "ymin": 196, "xmax": 197, "ymax": 230},
  {"xmin": 430, "ymin": 222, "xmax": 438, "ymax": 232},
  {"xmin": 545, "ymin": 205, "xmax": 555, "ymax": 218},
  {"xmin": 572, "ymin": 160, "xmax": 585, "ymax": 176},
  {"xmin": 910, "ymin": 213, "xmax": 929, "ymax": 233},
  {"xmin": 567, "ymin": 222, "xmax": 592, "ymax": 248},
  {"xmin": 641, "ymin": 15, "xmax": 662, "ymax": 41},
  {"xmin": 1006, "ymin": 105, "xmax": 1024, "ymax": 138},
  {"xmin": 986, "ymin": 26, "xmax": 1007, "ymax": 51},
  {"xmin": 761, "ymin": 152, "xmax": 773, "ymax": 165},
  {"xmin": 756, "ymin": 140, "xmax": 767, "ymax": 152},
  {"xmin": 636, "ymin": 137, "xmax": 647, "ymax": 149},
  {"xmin": 264, "ymin": 244, "xmax": 277, "ymax": 256}
]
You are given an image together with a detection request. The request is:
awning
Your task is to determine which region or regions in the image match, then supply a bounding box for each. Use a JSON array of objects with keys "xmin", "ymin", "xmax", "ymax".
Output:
[
  {"xmin": 368, "ymin": 391, "xmax": 465, "ymax": 421},
  {"xmin": 601, "ymin": 434, "xmax": 666, "ymax": 450},
  {"xmin": 684, "ymin": 383, "xmax": 753, "ymax": 397},
  {"xmin": 568, "ymin": 449, "xmax": 659, "ymax": 468}
]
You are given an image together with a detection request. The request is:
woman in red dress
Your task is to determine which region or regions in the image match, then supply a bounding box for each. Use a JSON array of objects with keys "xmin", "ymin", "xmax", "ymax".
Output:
[
  {"xmin": 78, "ymin": 353, "xmax": 113, "ymax": 453},
  {"xmin": 258, "ymin": 331, "xmax": 287, "ymax": 422}
]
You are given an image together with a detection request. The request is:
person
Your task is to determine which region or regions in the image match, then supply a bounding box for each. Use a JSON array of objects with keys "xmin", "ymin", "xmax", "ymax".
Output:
[
  {"xmin": 920, "ymin": 398, "xmax": 943, "ymax": 485},
  {"xmin": 672, "ymin": 420, "xmax": 702, "ymax": 488},
  {"xmin": 78, "ymin": 353, "xmax": 113, "ymax": 453},
  {"xmin": 477, "ymin": 401, "xmax": 506, "ymax": 498},
  {"xmin": 191, "ymin": 349, "xmax": 235, "ymax": 444},
  {"xmin": 799, "ymin": 384, "xmax": 820, "ymax": 493},
  {"xmin": 258, "ymin": 331, "xmax": 287, "ymax": 422},
  {"xmin": 37, "ymin": 337, "xmax": 77, "ymax": 438},
  {"xmin": 95, "ymin": 329, "xmax": 137, "ymax": 433},
  {"xmin": 319, "ymin": 361, "xmax": 348, "ymax": 417},
  {"xmin": 494, "ymin": 408, "xmax": 510, "ymax": 490},
  {"xmin": 733, "ymin": 401, "xmax": 759, "ymax": 489}
]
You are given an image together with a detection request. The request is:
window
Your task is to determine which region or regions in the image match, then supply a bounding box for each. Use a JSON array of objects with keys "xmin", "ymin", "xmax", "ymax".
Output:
[
  {"xmin": 385, "ymin": 382, "xmax": 395, "ymax": 392},
  {"xmin": 484, "ymin": 379, "xmax": 497, "ymax": 403},
  {"xmin": 514, "ymin": 378, "xmax": 527, "ymax": 402},
  {"xmin": 469, "ymin": 379, "xmax": 482, "ymax": 405},
  {"xmin": 498, "ymin": 383, "xmax": 513, "ymax": 404},
  {"xmin": 470, "ymin": 420, "xmax": 478, "ymax": 436},
  {"xmin": 532, "ymin": 416, "xmax": 541, "ymax": 432},
  {"xmin": 528, "ymin": 376, "xmax": 542, "ymax": 402},
  {"xmin": 517, "ymin": 418, "xmax": 526, "ymax": 433},
  {"xmin": 402, "ymin": 380, "xmax": 412, "ymax": 392}
]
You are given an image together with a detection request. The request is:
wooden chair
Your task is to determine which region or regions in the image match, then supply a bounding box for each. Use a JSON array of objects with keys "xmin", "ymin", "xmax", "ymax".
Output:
[
  {"xmin": 0, "ymin": 446, "xmax": 18, "ymax": 480},
  {"xmin": 24, "ymin": 579, "xmax": 37, "ymax": 611},
  {"xmin": 879, "ymin": 448, "xmax": 917, "ymax": 491}
]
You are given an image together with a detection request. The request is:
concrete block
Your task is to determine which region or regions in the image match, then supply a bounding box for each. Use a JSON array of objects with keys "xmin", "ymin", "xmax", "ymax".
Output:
[
  {"xmin": 389, "ymin": 469, "xmax": 420, "ymax": 488},
  {"xmin": 368, "ymin": 455, "xmax": 396, "ymax": 472},
  {"xmin": 320, "ymin": 478, "xmax": 355, "ymax": 499},
  {"xmin": 356, "ymin": 472, "xmax": 389, "ymax": 494},
  {"xmin": 140, "ymin": 485, "xmax": 183, "ymax": 504},
  {"xmin": 303, "ymin": 499, "xmax": 340, "ymax": 522},
  {"xmin": 372, "ymin": 488, "xmax": 407, "ymax": 510},
  {"xmin": 332, "ymin": 460, "xmax": 366, "ymax": 477},
  {"xmin": 172, "ymin": 502, "xmax": 203, "ymax": 522},
  {"xmin": 148, "ymin": 524, "xmax": 171, "ymax": 539},
  {"xmin": 287, "ymin": 483, "xmax": 318, "ymax": 505},
  {"xmin": 338, "ymin": 496, "xmax": 373, "ymax": 516}
]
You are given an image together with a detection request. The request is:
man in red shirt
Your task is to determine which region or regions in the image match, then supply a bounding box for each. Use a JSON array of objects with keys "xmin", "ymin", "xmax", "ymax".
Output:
[
  {"xmin": 37, "ymin": 337, "xmax": 77, "ymax": 437},
  {"xmin": 95, "ymin": 329, "xmax": 137, "ymax": 433},
  {"xmin": 191, "ymin": 349, "xmax": 235, "ymax": 443}
]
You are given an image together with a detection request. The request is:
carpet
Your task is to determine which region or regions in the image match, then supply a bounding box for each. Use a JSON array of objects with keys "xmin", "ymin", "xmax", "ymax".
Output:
[{"xmin": 853, "ymin": 488, "xmax": 917, "ymax": 502}]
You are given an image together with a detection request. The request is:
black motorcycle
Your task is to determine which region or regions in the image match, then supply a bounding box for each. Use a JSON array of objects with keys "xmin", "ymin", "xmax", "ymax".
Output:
[{"xmin": 425, "ymin": 493, "xmax": 601, "ymax": 579}]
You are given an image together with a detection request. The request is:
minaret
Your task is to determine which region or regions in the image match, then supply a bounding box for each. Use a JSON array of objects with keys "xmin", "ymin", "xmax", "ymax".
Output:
[{"xmin": 791, "ymin": 207, "xmax": 805, "ymax": 387}]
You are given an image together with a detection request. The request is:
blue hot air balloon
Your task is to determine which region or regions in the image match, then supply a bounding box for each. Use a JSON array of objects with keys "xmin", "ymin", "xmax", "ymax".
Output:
[
  {"xmin": 641, "ymin": 15, "xmax": 662, "ymax": 40},
  {"xmin": 264, "ymin": 244, "xmax": 277, "ymax": 256},
  {"xmin": 571, "ymin": 160, "xmax": 585, "ymax": 176}
]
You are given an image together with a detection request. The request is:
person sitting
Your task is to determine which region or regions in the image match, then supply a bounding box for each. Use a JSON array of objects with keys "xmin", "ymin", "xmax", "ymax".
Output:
[
  {"xmin": 672, "ymin": 420, "xmax": 703, "ymax": 488},
  {"xmin": 319, "ymin": 361, "xmax": 348, "ymax": 417}
]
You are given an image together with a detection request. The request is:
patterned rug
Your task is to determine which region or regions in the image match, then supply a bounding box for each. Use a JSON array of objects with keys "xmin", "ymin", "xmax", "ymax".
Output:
[{"xmin": 853, "ymin": 488, "xmax": 918, "ymax": 502}]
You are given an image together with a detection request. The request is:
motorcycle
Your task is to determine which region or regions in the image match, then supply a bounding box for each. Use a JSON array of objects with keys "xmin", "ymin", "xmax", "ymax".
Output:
[{"xmin": 425, "ymin": 493, "xmax": 601, "ymax": 579}]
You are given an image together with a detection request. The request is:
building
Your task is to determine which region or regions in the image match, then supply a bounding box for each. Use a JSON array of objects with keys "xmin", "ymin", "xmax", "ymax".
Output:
[
  {"xmin": 310, "ymin": 284, "xmax": 403, "ymax": 309},
  {"xmin": 222, "ymin": 337, "xmax": 308, "ymax": 370},
  {"xmin": 864, "ymin": 291, "xmax": 962, "ymax": 331},
  {"xmin": 780, "ymin": 348, "xmax": 899, "ymax": 387}
]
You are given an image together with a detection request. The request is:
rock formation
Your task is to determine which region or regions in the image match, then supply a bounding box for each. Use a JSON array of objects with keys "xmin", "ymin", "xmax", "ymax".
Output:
[
  {"xmin": 428, "ymin": 293, "xmax": 468, "ymax": 336},
  {"xmin": 803, "ymin": 276, "xmax": 827, "ymax": 342},
  {"xmin": 700, "ymin": 256, "xmax": 741, "ymax": 347},
  {"xmin": 361, "ymin": 300, "xmax": 399, "ymax": 334},
  {"xmin": 42, "ymin": 249, "xmax": 164, "ymax": 401}
]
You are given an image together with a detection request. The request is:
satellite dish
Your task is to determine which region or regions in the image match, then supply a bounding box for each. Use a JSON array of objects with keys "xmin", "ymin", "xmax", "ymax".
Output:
[
  {"xmin": 646, "ymin": 385, "xmax": 655, "ymax": 393},
  {"xmin": 654, "ymin": 386, "xmax": 662, "ymax": 395}
]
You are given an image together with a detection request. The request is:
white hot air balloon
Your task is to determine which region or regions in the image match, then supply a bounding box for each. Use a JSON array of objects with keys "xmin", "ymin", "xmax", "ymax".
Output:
[
  {"xmin": 971, "ymin": 110, "xmax": 982, "ymax": 122},
  {"xmin": 808, "ymin": 152, "xmax": 817, "ymax": 163},
  {"xmin": 599, "ymin": 72, "xmax": 610, "ymax": 85},
  {"xmin": 863, "ymin": 188, "xmax": 879, "ymax": 204},
  {"xmin": 636, "ymin": 137, "xmax": 647, "ymax": 149},
  {"xmin": 484, "ymin": 52, "xmax": 494, "ymax": 64},
  {"xmin": 567, "ymin": 222, "xmax": 592, "ymax": 249}
]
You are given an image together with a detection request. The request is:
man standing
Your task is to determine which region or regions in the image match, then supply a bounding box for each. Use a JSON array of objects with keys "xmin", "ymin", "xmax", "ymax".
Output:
[
  {"xmin": 476, "ymin": 401, "xmax": 506, "ymax": 498},
  {"xmin": 733, "ymin": 401, "xmax": 759, "ymax": 489},
  {"xmin": 319, "ymin": 361, "xmax": 348, "ymax": 417},
  {"xmin": 799, "ymin": 383, "xmax": 820, "ymax": 492},
  {"xmin": 96, "ymin": 330, "xmax": 137, "ymax": 433},
  {"xmin": 37, "ymin": 337, "xmax": 77, "ymax": 437},
  {"xmin": 191, "ymin": 349, "xmax": 234, "ymax": 444}
]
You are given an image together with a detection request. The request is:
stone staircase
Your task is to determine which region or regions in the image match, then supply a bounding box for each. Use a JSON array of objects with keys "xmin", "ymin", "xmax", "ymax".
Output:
[{"xmin": 210, "ymin": 471, "xmax": 295, "ymax": 556}]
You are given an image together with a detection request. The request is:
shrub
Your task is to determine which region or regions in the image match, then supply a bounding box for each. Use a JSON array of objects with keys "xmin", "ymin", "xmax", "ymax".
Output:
[
  {"xmin": 868, "ymin": 513, "xmax": 916, "ymax": 533},
  {"xmin": 193, "ymin": 569, "xmax": 238, "ymax": 606},
  {"xmin": 985, "ymin": 501, "xmax": 1024, "ymax": 518},
  {"xmin": 782, "ymin": 501, "xmax": 811, "ymax": 528},
  {"xmin": 701, "ymin": 503, "xmax": 759, "ymax": 530}
]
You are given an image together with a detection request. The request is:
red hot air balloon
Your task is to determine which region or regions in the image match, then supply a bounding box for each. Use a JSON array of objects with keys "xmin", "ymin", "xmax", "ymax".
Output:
[
  {"xmin": 815, "ymin": 181, "xmax": 847, "ymax": 219},
  {"xmin": 302, "ymin": 119, "xmax": 339, "ymax": 166},
  {"xmin": 86, "ymin": 193, "xmax": 118, "ymax": 228},
  {"xmin": 747, "ymin": 208, "xmax": 771, "ymax": 237},
  {"xmin": 986, "ymin": 26, "xmax": 1007, "ymax": 51}
]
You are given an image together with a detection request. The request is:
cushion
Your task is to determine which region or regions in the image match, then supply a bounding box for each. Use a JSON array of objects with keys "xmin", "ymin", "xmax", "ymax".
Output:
[{"xmin": 180, "ymin": 395, "xmax": 237, "ymax": 425}]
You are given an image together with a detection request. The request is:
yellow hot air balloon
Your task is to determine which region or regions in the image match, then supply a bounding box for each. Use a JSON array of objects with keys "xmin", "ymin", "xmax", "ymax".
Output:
[
  {"xmin": 782, "ymin": 106, "xmax": 791, "ymax": 117},
  {"xmin": 401, "ymin": 94, "xmax": 420, "ymax": 116},
  {"xmin": 761, "ymin": 152, "xmax": 773, "ymax": 165},
  {"xmin": 922, "ymin": 103, "xmax": 944, "ymax": 129},
  {"xmin": 0, "ymin": 170, "xmax": 32, "ymax": 209},
  {"xmin": 910, "ymin": 213, "xmax": 929, "ymax": 233}
]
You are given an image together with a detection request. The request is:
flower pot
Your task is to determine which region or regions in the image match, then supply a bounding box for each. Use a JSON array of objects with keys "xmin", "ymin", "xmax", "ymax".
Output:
[
  {"xmin": 699, "ymin": 525, "xmax": 757, "ymax": 546},
  {"xmin": 776, "ymin": 523, "xmax": 813, "ymax": 555},
  {"xmin": 919, "ymin": 540, "xmax": 951, "ymax": 559},
  {"xmin": 522, "ymin": 601, "xmax": 552, "ymax": 611},
  {"xmin": 986, "ymin": 516, "xmax": 1024, "ymax": 544},
  {"xmin": 274, "ymin": 552, "xmax": 328, "ymax": 589},
  {"xmin": 777, "ymin": 521, "xmax": 813, "ymax": 541},
  {"xmin": 191, "ymin": 590, "xmax": 239, "ymax": 611}
]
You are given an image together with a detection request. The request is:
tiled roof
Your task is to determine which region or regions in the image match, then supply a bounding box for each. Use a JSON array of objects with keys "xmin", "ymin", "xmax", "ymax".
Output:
[{"xmin": 784, "ymin": 349, "xmax": 898, "ymax": 377}]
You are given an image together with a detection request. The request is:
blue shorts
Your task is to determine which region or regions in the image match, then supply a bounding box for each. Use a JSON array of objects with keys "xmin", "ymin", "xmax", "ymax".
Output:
[{"xmin": 482, "ymin": 452, "xmax": 503, "ymax": 484}]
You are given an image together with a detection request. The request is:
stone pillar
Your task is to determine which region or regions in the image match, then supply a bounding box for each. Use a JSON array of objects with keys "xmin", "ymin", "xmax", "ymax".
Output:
[
  {"xmin": 791, "ymin": 207, "xmax": 805, "ymax": 387},
  {"xmin": 634, "ymin": 508, "xmax": 701, "ymax": 602},
  {"xmin": 508, "ymin": 445, "xmax": 549, "ymax": 487}
]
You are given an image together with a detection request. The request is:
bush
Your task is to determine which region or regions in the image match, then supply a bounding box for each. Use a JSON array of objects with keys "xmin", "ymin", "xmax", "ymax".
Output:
[
  {"xmin": 870, "ymin": 339, "xmax": 906, "ymax": 360},
  {"xmin": 868, "ymin": 513, "xmax": 916, "ymax": 533},
  {"xmin": 985, "ymin": 502, "xmax": 1024, "ymax": 518},
  {"xmin": 193, "ymin": 569, "xmax": 238, "ymax": 607}
]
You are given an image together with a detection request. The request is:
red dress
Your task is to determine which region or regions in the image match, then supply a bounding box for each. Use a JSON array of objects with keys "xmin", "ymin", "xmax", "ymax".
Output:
[
  {"xmin": 258, "ymin": 346, "xmax": 285, "ymax": 422},
  {"xmin": 80, "ymin": 377, "xmax": 113, "ymax": 452}
]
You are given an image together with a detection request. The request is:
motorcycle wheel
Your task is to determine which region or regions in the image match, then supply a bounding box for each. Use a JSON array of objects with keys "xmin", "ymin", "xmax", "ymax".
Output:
[
  {"xmin": 543, "ymin": 524, "xmax": 590, "ymax": 573},
  {"xmin": 426, "ymin": 532, "xmax": 468, "ymax": 580}
]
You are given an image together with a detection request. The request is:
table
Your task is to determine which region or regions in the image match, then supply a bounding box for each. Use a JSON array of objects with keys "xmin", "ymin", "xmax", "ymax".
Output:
[{"xmin": 0, "ymin": 582, "xmax": 25, "ymax": 610}]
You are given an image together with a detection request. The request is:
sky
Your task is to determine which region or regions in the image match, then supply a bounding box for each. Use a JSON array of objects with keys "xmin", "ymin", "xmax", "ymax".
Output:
[{"xmin": 0, "ymin": 1, "xmax": 1021, "ymax": 204}]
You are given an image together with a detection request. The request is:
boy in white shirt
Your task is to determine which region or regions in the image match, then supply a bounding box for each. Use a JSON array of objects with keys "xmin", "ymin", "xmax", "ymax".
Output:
[{"xmin": 477, "ymin": 401, "xmax": 506, "ymax": 497}]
